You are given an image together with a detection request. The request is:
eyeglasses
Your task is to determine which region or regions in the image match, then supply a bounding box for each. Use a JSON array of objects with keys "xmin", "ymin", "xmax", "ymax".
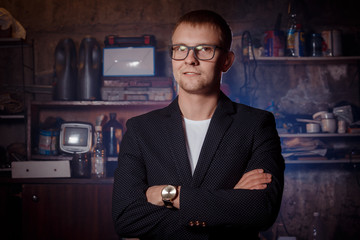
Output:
[{"xmin": 170, "ymin": 44, "xmax": 223, "ymax": 60}]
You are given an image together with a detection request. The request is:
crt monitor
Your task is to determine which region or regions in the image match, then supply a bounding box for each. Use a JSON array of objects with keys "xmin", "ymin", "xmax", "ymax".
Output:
[{"xmin": 59, "ymin": 122, "xmax": 93, "ymax": 154}]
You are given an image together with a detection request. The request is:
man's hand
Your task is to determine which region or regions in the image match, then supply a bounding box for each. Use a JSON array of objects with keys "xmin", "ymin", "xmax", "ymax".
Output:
[
  {"xmin": 234, "ymin": 169, "xmax": 272, "ymax": 190},
  {"xmin": 146, "ymin": 185, "xmax": 181, "ymax": 209},
  {"xmin": 146, "ymin": 185, "xmax": 165, "ymax": 206},
  {"xmin": 145, "ymin": 169, "xmax": 269, "ymax": 208}
]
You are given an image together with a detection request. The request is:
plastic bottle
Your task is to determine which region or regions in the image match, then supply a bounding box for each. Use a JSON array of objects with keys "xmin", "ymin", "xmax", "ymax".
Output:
[
  {"xmin": 286, "ymin": 14, "xmax": 296, "ymax": 56},
  {"xmin": 286, "ymin": 0, "xmax": 297, "ymax": 56},
  {"xmin": 102, "ymin": 113, "xmax": 123, "ymax": 160},
  {"xmin": 308, "ymin": 212, "xmax": 325, "ymax": 240},
  {"xmin": 53, "ymin": 38, "xmax": 77, "ymax": 100},
  {"xmin": 92, "ymin": 125, "xmax": 106, "ymax": 178},
  {"xmin": 78, "ymin": 37, "xmax": 101, "ymax": 100}
]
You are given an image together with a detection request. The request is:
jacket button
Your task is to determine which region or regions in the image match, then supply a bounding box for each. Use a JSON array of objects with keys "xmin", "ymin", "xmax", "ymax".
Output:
[
  {"xmin": 195, "ymin": 220, "xmax": 200, "ymax": 226},
  {"xmin": 202, "ymin": 221, "xmax": 206, "ymax": 227},
  {"xmin": 189, "ymin": 221, "xmax": 194, "ymax": 227}
]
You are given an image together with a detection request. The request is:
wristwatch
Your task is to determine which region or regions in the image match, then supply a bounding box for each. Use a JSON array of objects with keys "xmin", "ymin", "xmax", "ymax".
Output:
[{"xmin": 161, "ymin": 185, "xmax": 178, "ymax": 208}]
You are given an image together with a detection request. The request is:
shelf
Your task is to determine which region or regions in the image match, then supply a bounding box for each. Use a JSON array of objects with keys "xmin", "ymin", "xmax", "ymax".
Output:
[
  {"xmin": 0, "ymin": 176, "xmax": 114, "ymax": 184},
  {"xmin": 30, "ymin": 100, "xmax": 171, "ymax": 107},
  {"xmin": 0, "ymin": 114, "xmax": 25, "ymax": 119},
  {"xmin": 285, "ymin": 159, "xmax": 360, "ymax": 164},
  {"xmin": 0, "ymin": 168, "xmax": 11, "ymax": 172},
  {"xmin": 279, "ymin": 133, "xmax": 360, "ymax": 138},
  {"xmin": 253, "ymin": 56, "xmax": 360, "ymax": 64},
  {"xmin": 31, "ymin": 154, "xmax": 73, "ymax": 161},
  {"xmin": 0, "ymin": 38, "xmax": 32, "ymax": 48}
]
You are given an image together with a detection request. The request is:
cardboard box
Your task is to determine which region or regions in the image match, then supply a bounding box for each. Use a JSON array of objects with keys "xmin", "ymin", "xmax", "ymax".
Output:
[
  {"xmin": 264, "ymin": 30, "xmax": 285, "ymax": 57},
  {"xmin": 12, "ymin": 161, "xmax": 71, "ymax": 178}
]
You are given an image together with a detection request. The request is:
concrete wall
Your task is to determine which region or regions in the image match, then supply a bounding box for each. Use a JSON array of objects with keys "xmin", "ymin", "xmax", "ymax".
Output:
[
  {"xmin": 1, "ymin": 0, "xmax": 360, "ymax": 239},
  {"xmin": 2, "ymin": 0, "xmax": 360, "ymax": 111}
]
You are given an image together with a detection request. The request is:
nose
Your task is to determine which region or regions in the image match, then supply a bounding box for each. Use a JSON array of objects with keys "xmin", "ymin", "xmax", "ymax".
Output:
[{"xmin": 184, "ymin": 49, "xmax": 199, "ymax": 65}]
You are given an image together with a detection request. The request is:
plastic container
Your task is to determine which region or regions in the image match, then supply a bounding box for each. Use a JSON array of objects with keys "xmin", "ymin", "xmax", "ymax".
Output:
[
  {"xmin": 78, "ymin": 37, "xmax": 101, "ymax": 100},
  {"xmin": 92, "ymin": 125, "xmax": 106, "ymax": 178},
  {"xmin": 53, "ymin": 38, "xmax": 77, "ymax": 100},
  {"xmin": 38, "ymin": 129, "xmax": 59, "ymax": 155},
  {"xmin": 286, "ymin": 10, "xmax": 297, "ymax": 56}
]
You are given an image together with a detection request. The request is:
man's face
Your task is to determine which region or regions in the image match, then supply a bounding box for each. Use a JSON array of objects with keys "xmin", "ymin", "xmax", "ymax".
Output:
[{"xmin": 171, "ymin": 23, "xmax": 233, "ymax": 96}]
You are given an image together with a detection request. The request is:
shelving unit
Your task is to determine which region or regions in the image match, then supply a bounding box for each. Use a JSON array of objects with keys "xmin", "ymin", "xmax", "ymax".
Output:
[
  {"xmin": 0, "ymin": 39, "xmax": 35, "ymax": 167},
  {"xmin": 27, "ymin": 100, "xmax": 171, "ymax": 161},
  {"xmin": 250, "ymin": 54, "xmax": 360, "ymax": 165},
  {"xmin": 0, "ymin": 38, "xmax": 35, "ymax": 110},
  {"xmin": 0, "ymin": 38, "xmax": 34, "ymax": 115}
]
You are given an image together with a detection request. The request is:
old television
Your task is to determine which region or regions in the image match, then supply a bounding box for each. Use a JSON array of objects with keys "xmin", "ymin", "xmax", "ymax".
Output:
[{"xmin": 59, "ymin": 122, "xmax": 93, "ymax": 154}]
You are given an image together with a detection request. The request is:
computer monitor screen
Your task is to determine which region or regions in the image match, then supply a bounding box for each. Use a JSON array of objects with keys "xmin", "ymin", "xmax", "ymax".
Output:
[{"xmin": 59, "ymin": 122, "xmax": 92, "ymax": 154}]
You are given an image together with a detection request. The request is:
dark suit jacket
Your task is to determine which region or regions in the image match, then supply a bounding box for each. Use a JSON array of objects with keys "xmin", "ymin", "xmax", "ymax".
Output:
[{"xmin": 112, "ymin": 92, "xmax": 285, "ymax": 240}]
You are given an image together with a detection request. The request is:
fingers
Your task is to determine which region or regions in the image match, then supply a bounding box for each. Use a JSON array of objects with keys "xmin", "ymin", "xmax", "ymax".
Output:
[{"xmin": 234, "ymin": 169, "xmax": 272, "ymax": 190}]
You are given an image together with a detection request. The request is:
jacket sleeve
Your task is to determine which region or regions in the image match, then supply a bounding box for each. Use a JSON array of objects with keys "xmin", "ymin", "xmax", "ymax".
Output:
[
  {"xmin": 178, "ymin": 111, "xmax": 285, "ymax": 230},
  {"xmin": 112, "ymin": 118, "xmax": 184, "ymax": 239}
]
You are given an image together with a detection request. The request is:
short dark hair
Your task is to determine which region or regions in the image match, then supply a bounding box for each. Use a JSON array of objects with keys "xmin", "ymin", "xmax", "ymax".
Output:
[{"xmin": 172, "ymin": 10, "xmax": 233, "ymax": 51}]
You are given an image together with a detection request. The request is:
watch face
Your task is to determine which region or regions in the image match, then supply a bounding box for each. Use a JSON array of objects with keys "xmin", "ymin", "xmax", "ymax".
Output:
[{"xmin": 161, "ymin": 185, "xmax": 177, "ymax": 200}]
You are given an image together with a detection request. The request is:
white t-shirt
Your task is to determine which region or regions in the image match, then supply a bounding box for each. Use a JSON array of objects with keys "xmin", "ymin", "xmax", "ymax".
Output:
[{"xmin": 183, "ymin": 117, "xmax": 211, "ymax": 175}]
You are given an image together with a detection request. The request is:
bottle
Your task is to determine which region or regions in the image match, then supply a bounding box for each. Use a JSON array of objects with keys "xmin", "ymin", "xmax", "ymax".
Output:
[
  {"xmin": 286, "ymin": 13, "xmax": 297, "ymax": 56},
  {"xmin": 92, "ymin": 125, "xmax": 106, "ymax": 178},
  {"xmin": 310, "ymin": 33, "xmax": 323, "ymax": 57},
  {"xmin": 53, "ymin": 38, "xmax": 77, "ymax": 100},
  {"xmin": 78, "ymin": 37, "xmax": 101, "ymax": 100},
  {"xmin": 286, "ymin": 0, "xmax": 298, "ymax": 56},
  {"xmin": 102, "ymin": 113, "xmax": 123, "ymax": 160},
  {"xmin": 308, "ymin": 212, "xmax": 325, "ymax": 240}
]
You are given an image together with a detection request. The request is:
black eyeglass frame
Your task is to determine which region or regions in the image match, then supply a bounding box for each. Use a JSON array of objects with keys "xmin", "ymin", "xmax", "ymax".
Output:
[{"xmin": 169, "ymin": 44, "xmax": 224, "ymax": 61}]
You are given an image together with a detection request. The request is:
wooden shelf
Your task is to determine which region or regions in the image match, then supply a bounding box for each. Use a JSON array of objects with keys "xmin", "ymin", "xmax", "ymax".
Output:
[
  {"xmin": 0, "ymin": 115, "xmax": 25, "ymax": 119},
  {"xmin": 30, "ymin": 100, "xmax": 171, "ymax": 107},
  {"xmin": 253, "ymin": 56, "xmax": 360, "ymax": 64},
  {"xmin": 285, "ymin": 159, "xmax": 360, "ymax": 164},
  {"xmin": 279, "ymin": 133, "xmax": 360, "ymax": 138},
  {"xmin": 0, "ymin": 38, "xmax": 32, "ymax": 48}
]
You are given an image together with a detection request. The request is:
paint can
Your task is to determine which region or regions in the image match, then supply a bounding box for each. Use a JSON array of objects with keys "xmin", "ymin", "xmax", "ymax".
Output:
[{"xmin": 321, "ymin": 30, "xmax": 342, "ymax": 56}]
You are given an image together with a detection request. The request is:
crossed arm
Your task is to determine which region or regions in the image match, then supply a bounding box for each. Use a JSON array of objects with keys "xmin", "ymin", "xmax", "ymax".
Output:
[{"xmin": 146, "ymin": 168, "xmax": 272, "ymax": 209}]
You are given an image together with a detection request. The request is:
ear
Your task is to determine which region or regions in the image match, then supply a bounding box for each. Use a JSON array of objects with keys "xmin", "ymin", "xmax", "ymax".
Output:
[{"xmin": 221, "ymin": 51, "xmax": 235, "ymax": 72}]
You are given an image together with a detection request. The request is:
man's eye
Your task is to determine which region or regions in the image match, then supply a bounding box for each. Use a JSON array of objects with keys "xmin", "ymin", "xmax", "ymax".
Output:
[
  {"xmin": 196, "ymin": 46, "xmax": 211, "ymax": 52},
  {"xmin": 178, "ymin": 46, "xmax": 188, "ymax": 51}
]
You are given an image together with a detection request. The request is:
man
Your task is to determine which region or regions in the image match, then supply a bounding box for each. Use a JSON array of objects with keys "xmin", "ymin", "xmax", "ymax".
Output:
[{"xmin": 112, "ymin": 10, "xmax": 285, "ymax": 240}]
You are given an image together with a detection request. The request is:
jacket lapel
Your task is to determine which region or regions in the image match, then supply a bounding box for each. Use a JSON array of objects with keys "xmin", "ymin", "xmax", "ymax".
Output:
[
  {"xmin": 162, "ymin": 98, "xmax": 193, "ymax": 186},
  {"xmin": 191, "ymin": 92, "xmax": 234, "ymax": 187}
]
